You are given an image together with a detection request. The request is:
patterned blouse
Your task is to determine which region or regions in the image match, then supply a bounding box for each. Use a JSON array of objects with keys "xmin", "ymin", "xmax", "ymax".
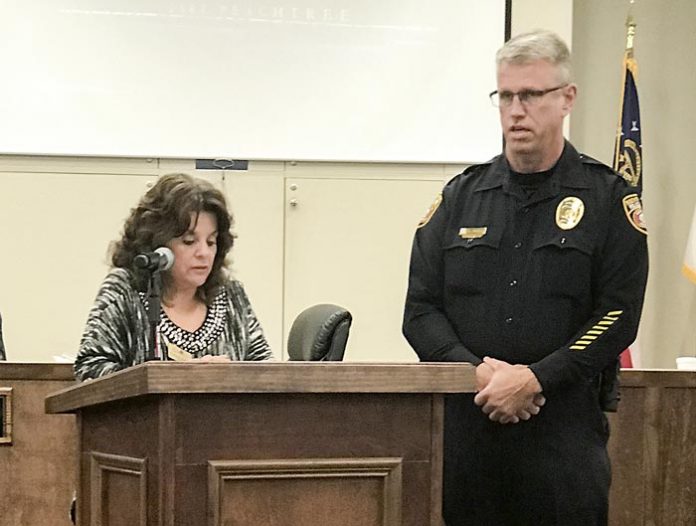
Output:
[{"xmin": 74, "ymin": 268, "xmax": 272, "ymax": 380}]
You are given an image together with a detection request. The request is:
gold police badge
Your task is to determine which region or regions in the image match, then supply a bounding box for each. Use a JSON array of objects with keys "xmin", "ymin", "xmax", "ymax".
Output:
[{"xmin": 555, "ymin": 197, "xmax": 585, "ymax": 230}]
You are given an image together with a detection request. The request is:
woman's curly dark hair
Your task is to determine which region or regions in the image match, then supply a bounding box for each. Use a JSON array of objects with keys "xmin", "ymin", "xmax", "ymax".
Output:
[{"xmin": 111, "ymin": 173, "xmax": 236, "ymax": 303}]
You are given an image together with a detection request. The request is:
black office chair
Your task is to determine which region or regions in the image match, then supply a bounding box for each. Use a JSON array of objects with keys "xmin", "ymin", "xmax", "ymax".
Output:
[{"xmin": 287, "ymin": 304, "xmax": 352, "ymax": 361}]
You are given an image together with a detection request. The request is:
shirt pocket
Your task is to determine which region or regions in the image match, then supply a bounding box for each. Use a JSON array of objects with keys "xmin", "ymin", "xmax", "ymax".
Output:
[
  {"xmin": 443, "ymin": 226, "xmax": 503, "ymax": 296},
  {"xmin": 532, "ymin": 230, "xmax": 594, "ymax": 300}
]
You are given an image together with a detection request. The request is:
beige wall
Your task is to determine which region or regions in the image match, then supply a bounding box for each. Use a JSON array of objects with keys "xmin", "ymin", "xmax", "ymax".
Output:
[
  {"xmin": 511, "ymin": 0, "xmax": 573, "ymax": 41},
  {"xmin": 0, "ymin": 157, "xmax": 452, "ymax": 363},
  {"xmin": 571, "ymin": 0, "xmax": 696, "ymax": 366}
]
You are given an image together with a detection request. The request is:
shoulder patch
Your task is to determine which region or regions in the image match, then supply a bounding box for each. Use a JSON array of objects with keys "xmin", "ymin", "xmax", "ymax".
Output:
[
  {"xmin": 418, "ymin": 193, "xmax": 443, "ymax": 228},
  {"xmin": 622, "ymin": 194, "xmax": 647, "ymax": 235}
]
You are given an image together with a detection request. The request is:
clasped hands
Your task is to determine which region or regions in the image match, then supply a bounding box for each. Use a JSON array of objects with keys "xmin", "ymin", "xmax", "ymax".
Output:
[{"xmin": 474, "ymin": 357, "xmax": 545, "ymax": 424}]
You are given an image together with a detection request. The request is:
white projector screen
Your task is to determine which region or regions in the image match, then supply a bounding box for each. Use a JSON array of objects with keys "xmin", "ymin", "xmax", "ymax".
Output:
[{"xmin": 0, "ymin": 1, "xmax": 506, "ymax": 163}]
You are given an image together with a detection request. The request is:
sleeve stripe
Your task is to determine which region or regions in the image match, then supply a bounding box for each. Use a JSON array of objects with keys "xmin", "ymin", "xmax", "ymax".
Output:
[{"xmin": 570, "ymin": 310, "xmax": 623, "ymax": 351}]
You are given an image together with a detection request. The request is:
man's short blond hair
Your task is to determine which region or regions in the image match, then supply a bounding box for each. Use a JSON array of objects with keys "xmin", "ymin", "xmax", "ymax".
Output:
[{"xmin": 496, "ymin": 30, "xmax": 572, "ymax": 84}]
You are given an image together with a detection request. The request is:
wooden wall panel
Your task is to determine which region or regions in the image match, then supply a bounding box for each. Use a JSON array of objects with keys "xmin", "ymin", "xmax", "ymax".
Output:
[
  {"xmin": 607, "ymin": 386, "xmax": 646, "ymax": 524},
  {"xmin": 608, "ymin": 371, "xmax": 696, "ymax": 526},
  {"xmin": 0, "ymin": 364, "xmax": 76, "ymax": 526},
  {"xmin": 653, "ymin": 387, "xmax": 696, "ymax": 525}
]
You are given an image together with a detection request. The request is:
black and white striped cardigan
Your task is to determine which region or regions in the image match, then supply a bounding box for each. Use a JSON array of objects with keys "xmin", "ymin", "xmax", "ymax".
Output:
[{"xmin": 74, "ymin": 268, "xmax": 272, "ymax": 380}]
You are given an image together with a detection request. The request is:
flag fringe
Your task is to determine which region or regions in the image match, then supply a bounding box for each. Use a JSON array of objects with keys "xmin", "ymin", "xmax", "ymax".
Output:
[
  {"xmin": 683, "ymin": 264, "xmax": 696, "ymax": 284},
  {"xmin": 624, "ymin": 55, "xmax": 638, "ymax": 77}
]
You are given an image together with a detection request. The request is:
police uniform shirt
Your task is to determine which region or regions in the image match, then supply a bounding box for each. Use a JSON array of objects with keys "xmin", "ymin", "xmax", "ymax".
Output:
[{"xmin": 403, "ymin": 141, "xmax": 648, "ymax": 395}]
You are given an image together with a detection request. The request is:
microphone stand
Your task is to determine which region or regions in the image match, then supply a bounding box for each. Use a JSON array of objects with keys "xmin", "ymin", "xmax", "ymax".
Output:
[{"xmin": 145, "ymin": 269, "xmax": 169, "ymax": 362}]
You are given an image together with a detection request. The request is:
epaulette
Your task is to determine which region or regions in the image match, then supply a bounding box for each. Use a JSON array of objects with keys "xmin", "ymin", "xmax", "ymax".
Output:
[
  {"xmin": 578, "ymin": 152, "xmax": 627, "ymax": 181},
  {"xmin": 454, "ymin": 156, "xmax": 497, "ymax": 180},
  {"xmin": 462, "ymin": 155, "xmax": 497, "ymax": 173},
  {"xmin": 578, "ymin": 153, "xmax": 615, "ymax": 172},
  {"xmin": 445, "ymin": 156, "xmax": 497, "ymax": 190}
]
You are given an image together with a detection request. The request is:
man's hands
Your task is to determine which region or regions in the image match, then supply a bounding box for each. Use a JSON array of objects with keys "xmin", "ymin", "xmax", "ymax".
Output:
[{"xmin": 474, "ymin": 357, "xmax": 545, "ymax": 424}]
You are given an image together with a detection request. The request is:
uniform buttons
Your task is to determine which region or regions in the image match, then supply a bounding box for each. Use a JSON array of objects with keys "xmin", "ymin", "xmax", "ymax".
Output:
[
  {"xmin": 509, "ymin": 279, "xmax": 518, "ymax": 287},
  {"xmin": 505, "ymin": 317, "xmax": 513, "ymax": 324},
  {"xmin": 514, "ymin": 242, "xmax": 523, "ymax": 249}
]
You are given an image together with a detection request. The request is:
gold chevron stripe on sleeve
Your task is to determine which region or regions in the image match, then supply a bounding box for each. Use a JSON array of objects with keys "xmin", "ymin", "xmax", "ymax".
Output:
[{"xmin": 570, "ymin": 310, "xmax": 624, "ymax": 351}]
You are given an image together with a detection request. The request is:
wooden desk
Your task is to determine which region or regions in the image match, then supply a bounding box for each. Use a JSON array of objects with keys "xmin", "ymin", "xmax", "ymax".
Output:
[
  {"xmin": 0, "ymin": 363, "xmax": 685, "ymax": 525},
  {"xmin": 0, "ymin": 363, "xmax": 77, "ymax": 526},
  {"xmin": 47, "ymin": 362, "xmax": 475, "ymax": 526},
  {"xmin": 608, "ymin": 369, "xmax": 696, "ymax": 525}
]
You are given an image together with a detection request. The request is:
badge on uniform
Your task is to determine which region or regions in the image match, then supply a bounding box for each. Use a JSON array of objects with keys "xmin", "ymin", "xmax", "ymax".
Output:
[
  {"xmin": 458, "ymin": 227, "xmax": 488, "ymax": 239},
  {"xmin": 622, "ymin": 193, "xmax": 647, "ymax": 234},
  {"xmin": 418, "ymin": 193, "xmax": 443, "ymax": 228},
  {"xmin": 555, "ymin": 196, "xmax": 585, "ymax": 230}
]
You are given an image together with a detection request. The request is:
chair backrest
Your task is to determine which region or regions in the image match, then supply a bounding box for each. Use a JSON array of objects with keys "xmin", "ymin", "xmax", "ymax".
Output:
[{"xmin": 287, "ymin": 304, "xmax": 352, "ymax": 361}]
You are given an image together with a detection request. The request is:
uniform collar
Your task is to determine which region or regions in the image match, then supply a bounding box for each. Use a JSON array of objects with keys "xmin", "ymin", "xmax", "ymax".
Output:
[{"xmin": 473, "ymin": 140, "xmax": 592, "ymax": 200}]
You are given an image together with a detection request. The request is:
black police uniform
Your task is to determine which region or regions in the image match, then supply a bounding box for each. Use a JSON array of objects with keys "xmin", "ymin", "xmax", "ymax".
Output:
[{"xmin": 403, "ymin": 142, "xmax": 648, "ymax": 526}]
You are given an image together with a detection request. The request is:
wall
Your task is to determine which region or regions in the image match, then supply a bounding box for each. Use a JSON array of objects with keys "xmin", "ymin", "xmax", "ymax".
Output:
[
  {"xmin": 0, "ymin": 157, "xmax": 453, "ymax": 362},
  {"xmin": 571, "ymin": 0, "xmax": 696, "ymax": 366}
]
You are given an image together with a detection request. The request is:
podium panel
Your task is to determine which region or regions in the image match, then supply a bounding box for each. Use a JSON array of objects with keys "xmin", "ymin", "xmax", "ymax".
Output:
[
  {"xmin": 47, "ymin": 362, "xmax": 475, "ymax": 526},
  {"xmin": 209, "ymin": 458, "xmax": 402, "ymax": 525}
]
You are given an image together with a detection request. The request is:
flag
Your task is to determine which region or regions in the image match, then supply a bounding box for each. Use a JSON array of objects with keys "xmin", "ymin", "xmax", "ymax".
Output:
[
  {"xmin": 613, "ymin": 21, "xmax": 642, "ymax": 193},
  {"xmin": 613, "ymin": 17, "xmax": 642, "ymax": 368},
  {"xmin": 684, "ymin": 205, "xmax": 696, "ymax": 284}
]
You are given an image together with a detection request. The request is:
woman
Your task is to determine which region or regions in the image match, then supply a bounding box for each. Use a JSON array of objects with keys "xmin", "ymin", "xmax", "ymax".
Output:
[{"xmin": 74, "ymin": 173, "xmax": 272, "ymax": 380}]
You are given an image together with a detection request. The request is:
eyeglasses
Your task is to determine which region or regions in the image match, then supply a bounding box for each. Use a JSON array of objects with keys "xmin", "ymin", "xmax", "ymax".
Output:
[{"xmin": 489, "ymin": 84, "xmax": 567, "ymax": 108}]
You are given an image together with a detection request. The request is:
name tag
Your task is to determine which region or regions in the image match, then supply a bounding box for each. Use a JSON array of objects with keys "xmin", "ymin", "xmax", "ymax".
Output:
[
  {"xmin": 166, "ymin": 341, "xmax": 193, "ymax": 362},
  {"xmin": 458, "ymin": 227, "xmax": 488, "ymax": 239}
]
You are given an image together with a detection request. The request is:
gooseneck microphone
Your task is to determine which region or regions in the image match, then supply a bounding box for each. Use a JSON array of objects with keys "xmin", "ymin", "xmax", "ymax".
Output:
[
  {"xmin": 133, "ymin": 247, "xmax": 175, "ymax": 271},
  {"xmin": 134, "ymin": 247, "xmax": 174, "ymax": 362}
]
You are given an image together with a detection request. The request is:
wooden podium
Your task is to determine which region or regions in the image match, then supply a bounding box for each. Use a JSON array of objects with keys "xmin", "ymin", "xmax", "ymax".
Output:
[{"xmin": 46, "ymin": 362, "xmax": 475, "ymax": 526}]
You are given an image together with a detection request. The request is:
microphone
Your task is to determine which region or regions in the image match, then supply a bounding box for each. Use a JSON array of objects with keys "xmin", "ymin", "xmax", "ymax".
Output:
[{"xmin": 133, "ymin": 247, "xmax": 175, "ymax": 271}]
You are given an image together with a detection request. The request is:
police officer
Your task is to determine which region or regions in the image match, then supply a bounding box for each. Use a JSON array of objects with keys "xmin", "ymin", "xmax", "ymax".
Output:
[{"xmin": 403, "ymin": 30, "xmax": 648, "ymax": 526}]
